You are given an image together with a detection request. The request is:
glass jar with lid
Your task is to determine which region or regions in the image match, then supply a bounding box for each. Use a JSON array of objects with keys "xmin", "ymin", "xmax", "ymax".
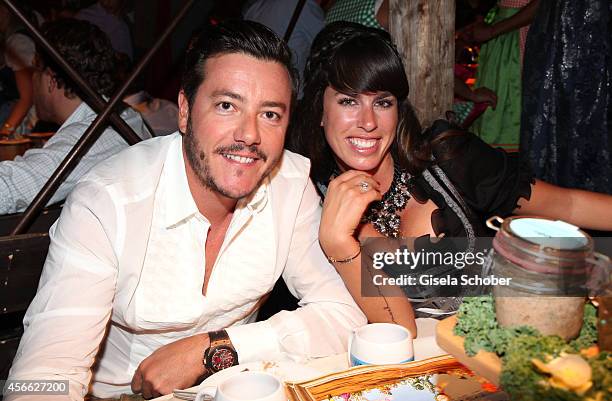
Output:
[{"xmin": 486, "ymin": 216, "xmax": 610, "ymax": 340}]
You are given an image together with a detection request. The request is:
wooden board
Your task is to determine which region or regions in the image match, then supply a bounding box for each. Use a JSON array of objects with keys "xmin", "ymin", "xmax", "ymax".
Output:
[{"xmin": 435, "ymin": 316, "xmax": 502, "ymax": 386}]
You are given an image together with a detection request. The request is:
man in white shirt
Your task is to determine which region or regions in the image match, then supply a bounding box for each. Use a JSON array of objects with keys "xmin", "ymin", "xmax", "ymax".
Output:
[
  {"xmin": 7, "ymin": 20, "xmax": 365, "ymax": 400},
  {"xmin": 0, "ymin": 19, "xmax": 151, "ymax": 215}
]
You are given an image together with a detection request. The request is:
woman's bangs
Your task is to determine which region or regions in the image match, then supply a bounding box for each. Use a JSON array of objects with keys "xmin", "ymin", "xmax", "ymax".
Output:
[{"xmin": 328, "ymin": 37, "xmax": 408, "ymax": 99}]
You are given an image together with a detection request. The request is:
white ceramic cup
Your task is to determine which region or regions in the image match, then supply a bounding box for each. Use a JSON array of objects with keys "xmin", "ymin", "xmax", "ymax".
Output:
[
  {"xmin": 195, "ymin": 371, "xmax": 286, "ymax": 401},
  {"xmin": 348, "ymin": 323, "xmax": 414, "ymax": 367}
]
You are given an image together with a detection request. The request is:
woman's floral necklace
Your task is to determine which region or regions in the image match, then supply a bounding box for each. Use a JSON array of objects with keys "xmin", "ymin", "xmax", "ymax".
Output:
[{"xmin": 362, "ymin": 165, "xmax": 411, "ymax": 238}]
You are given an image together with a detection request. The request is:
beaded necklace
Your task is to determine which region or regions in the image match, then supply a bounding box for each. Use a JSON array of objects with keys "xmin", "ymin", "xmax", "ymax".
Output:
[{"xmin": 361, "ymin": 165, "xmax": 411, "ymax": 238}]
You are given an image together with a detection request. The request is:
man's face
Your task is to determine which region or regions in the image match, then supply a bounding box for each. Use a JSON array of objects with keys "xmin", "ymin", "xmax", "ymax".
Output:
[{"xmin": 179, "ymin": 53, "xmax": 292, "ymax": 200}]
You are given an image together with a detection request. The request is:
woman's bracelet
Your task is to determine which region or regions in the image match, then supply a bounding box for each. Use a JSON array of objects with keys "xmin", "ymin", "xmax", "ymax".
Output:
[{"xmin": 326, "ymin": 247, "xmax": 361, "ymax": 264}]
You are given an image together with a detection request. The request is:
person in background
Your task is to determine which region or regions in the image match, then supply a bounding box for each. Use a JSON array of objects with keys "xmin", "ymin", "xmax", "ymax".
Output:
[
  {"xmin": 0, "ymin": 19, "xmax": 150, "ymax": 215},
  {"xmin": 452, "ymin": 33, "xmax": 497, "ymax": 129},
  {"xmin": 243, "ymin": 0, "xmax": 325, "ymax": 86},
  {"xmin": 467, "ymin": 0, "xmax": 539, "ymax": 152},
  {"xmin": 452, "ymin": 75, "xmax": 497, "ymax": 129},
  {"xmin": 0, "ymin": 3, "xmax": 37, "ymax": 137},
  {"xmin": 115, "ymin": 53, "xmax": 179, "ymax": 136},
  {"xmin": 455, "ymin": 0, "xmax": 497, "ymax": 32},
  {"xmin": 123, "ymin": 90, "xmax": 179, "ymax": 137},
  {"xmin": 520, "ymin": 0, "xmax": 611, "ymax": 194},
  {"xmin": 7, "ymin": 21, "xmax": 364, "ymax": 400},
  {"xmin": 326, "ymin": 0, "xmax": 389, "ymax": 31},
  {"xmin": 76, "ymin": 0, "xmax": 133, "ymax": 59}
]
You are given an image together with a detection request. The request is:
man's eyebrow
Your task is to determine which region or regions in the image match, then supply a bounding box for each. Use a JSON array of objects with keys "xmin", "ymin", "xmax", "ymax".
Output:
[
  {"xmin": 261, "ymin": 101, "xmax": 287, "ymax": 112},
  {"xmin": 210, "ymin": 91, "xmax": 287, "ymax": 111},
  {"xmin": 210, "ymin": 90, "xmax": 244, "ymax": 101}
]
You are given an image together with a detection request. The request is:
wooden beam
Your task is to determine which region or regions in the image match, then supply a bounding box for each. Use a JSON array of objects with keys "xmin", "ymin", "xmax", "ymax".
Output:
[{"xmin": 389, "ymin": 0, "xmax": 455, "ymax": 128}]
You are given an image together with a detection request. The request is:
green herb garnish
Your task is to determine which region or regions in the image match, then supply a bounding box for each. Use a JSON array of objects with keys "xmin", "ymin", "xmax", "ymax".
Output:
[{"xmin": 454, "ymin": 297, "xmax": 610, "ymax": 401}]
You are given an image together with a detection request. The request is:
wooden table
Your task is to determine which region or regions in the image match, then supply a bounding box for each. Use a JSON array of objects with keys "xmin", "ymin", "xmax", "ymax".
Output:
[
  {"xmin": 0, "ymin": 138, "xmax": 32, "ymax": 161},
  {"xmin": 26, "ymin": 132, "xmax": 55, "ymax": 148}
]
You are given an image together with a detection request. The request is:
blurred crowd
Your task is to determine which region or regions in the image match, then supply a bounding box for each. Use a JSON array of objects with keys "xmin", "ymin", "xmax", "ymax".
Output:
[{"xmin": 0, "ymin": 0, "xmax": 609, "ymax": 215}]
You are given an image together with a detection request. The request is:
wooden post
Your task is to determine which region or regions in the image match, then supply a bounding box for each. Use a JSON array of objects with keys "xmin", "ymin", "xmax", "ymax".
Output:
[{"xmin": 389, "ymin": 0, "xmax": 455, "ymax": 128}]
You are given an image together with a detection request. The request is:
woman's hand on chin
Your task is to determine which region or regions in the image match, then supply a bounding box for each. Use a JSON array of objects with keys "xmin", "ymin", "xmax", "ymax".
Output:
[{"xmin": 319, "ymin": 170, "xmax": 382, "ymax": 259}]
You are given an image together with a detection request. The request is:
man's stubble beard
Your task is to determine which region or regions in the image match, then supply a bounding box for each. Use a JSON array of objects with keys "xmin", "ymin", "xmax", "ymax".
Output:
[{"xmin": 183, "ymin": 120, "xmax": 280, "ymax": 200}]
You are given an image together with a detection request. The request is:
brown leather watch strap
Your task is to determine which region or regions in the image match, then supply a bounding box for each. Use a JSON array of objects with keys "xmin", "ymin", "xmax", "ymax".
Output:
[{"xmin": 208, "ymin": 329, "xmax": 231, "ymax": 346}]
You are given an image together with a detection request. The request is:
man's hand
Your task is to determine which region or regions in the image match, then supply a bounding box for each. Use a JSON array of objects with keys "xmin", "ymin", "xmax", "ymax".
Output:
[{"xmin": 131, "ymin": 333, "xmax": 210, "ymax": 399}]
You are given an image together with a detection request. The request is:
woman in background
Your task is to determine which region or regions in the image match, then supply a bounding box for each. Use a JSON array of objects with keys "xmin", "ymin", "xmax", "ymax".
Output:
[
  {"xmin": 469, "ymin": 0, "xmax": 538, "ymax": 152},
  {"xmin": 520, "ymin": 0, "xmax": 611, "ymax": 194}
]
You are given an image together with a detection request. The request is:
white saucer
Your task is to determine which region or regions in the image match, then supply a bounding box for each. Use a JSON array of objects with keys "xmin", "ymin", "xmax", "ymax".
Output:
[{"xmin": 200, "ymin": 360, "xmax": 321, "ymax": 388}]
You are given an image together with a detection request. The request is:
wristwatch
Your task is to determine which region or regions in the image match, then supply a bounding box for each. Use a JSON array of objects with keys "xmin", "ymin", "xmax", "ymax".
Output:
[{"xmin": 203, "ymin": 330, "xmax": 238, "ymax": 374}]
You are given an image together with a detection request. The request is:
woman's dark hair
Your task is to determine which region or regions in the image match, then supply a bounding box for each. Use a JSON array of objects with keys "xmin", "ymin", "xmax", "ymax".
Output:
[
  {"xmin": 36, "ymin": 18, "xmax": 117, "ymax": 99},
  {"xmin": 181, "ymin": 20, "xmax": 298, "ymax": 110},
  {"xmin": 288, "ymin": 21, "xmax": 431, "ymax": 183}
]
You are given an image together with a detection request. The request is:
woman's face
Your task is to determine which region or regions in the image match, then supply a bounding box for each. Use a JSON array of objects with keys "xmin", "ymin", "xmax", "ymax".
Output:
[{"xmin": 321, "ymin": 86, "xmax": 398, "ymax": 173}]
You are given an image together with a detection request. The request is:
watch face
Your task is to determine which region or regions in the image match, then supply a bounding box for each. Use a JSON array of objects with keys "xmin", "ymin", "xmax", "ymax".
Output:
[{"xmin": 210, "ymin": 346, "xmax": 237, "ymax": 371}]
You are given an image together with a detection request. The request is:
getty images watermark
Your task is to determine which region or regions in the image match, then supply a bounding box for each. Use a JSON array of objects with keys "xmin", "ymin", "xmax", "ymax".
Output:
[
  {"xmin": 370, "ymin": 246, "xmax": 511, "ymax": 287},
  {"xmin": 359, "ymin": 237, "xmax": 611, "ymax": 298}
]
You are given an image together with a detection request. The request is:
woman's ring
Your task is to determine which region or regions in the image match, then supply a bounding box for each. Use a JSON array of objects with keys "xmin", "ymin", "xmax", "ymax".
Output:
[{"xmin": 359, "ymin": 181, "xmax": 370, "ymax": 193}]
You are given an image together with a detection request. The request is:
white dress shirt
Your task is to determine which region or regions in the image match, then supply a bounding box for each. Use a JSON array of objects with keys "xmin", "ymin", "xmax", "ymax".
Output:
[
  {"xmin": 0, "ymin": 102, "xmax": 151, "ymax": 214},
  {"xmin": 7, "ymin": 133, "xmax": 366, "ymax": 400}
]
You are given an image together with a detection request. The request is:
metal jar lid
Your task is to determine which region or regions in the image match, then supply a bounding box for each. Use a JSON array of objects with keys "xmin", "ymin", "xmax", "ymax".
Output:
[{"xmin": 487, "ymin": 216, "xmax": 593, "ymax": 275}]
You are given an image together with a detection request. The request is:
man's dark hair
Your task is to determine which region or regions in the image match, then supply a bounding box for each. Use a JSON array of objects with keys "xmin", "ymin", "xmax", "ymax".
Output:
[
  {"xmin": 36, "ymin": 18, "xmax": 117, "ymax": 99},
  {"xmin": 181, "ymin": 20, "xmax": 298, "ymax": 109}
]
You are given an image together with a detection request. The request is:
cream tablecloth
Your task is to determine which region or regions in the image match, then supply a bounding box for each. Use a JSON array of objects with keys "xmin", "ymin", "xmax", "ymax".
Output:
[{"xmin": 151, "ymin": 318, "xmax": 445, "ymax": 401}]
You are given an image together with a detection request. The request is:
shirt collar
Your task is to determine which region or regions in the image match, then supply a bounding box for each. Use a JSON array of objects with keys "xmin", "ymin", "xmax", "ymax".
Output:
[
  {"xmin": 60, "ymin": 102, "xmax": 94, "ymax": 128},
  {"xmin": 162, "ymin": 137, "xmax": 270, "ymax": 228},
  {"xmin": 237, "ymin": 175, "xmax": 269, "ymax": 214},
  {"xmin": 162, "ymin": 137, "xmax": 199, "ymax": 228}
]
